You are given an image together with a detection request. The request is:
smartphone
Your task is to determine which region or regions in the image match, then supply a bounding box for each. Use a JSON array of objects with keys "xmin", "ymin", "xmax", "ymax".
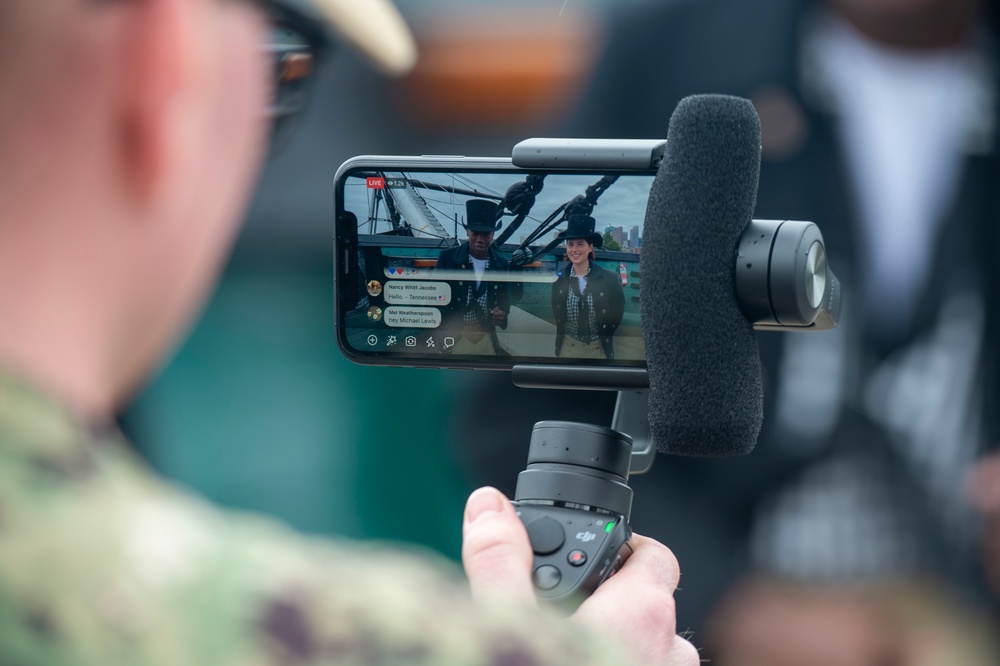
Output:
[{"xmin": 334, "ymin": 154, "xmax": 658, "ymax": 369}]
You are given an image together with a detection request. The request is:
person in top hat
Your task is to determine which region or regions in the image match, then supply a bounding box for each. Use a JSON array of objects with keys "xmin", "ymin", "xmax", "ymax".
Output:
[
  {"xmin": 551, "ymin": 215, "xmax": 625, "ymax": 360},
  {"xmin": 436, "ymin": 199, "xmax": 521, "ymax": 355}
]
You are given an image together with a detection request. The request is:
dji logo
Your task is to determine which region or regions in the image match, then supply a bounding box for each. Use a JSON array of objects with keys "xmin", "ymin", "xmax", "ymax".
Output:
[{"xmin": 575, "ymin": 531, "xmax": 597, "ymax": 543}]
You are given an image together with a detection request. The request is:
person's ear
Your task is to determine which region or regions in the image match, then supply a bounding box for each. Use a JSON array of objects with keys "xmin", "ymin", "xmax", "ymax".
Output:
[{"xmin": 120, "ymin": 0, "xmax": 198, "ymax": 205}]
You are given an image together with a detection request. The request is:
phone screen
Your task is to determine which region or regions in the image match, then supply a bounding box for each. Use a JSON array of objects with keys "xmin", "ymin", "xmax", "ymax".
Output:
[{"xmin": 334, "ymin": 158, "xmax": 656, "ymax": 368}]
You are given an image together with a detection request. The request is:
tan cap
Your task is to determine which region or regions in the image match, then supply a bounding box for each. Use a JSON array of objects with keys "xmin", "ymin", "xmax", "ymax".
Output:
[{"xmin": 297, "ymin": 0, "xmax": 417, "ymax": 75}]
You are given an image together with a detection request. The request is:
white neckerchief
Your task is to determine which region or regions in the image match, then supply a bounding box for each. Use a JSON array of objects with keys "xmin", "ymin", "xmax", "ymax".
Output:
[
  {"xmin": 573, "ymin": 262, "xmax": 591, "ymax": 294},
  {"xmin": 809, "ymin": 12, "xmax": 992, "ymax": 329},
  {"xmin": 470, "ymin": 256, "xmax": 487, "ymax": 287}
]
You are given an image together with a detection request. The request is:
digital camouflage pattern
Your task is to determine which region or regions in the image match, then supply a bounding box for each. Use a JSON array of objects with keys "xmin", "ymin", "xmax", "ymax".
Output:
[{"xmin": 0, "ymin": 368, "xmax": 623, "ymax": 666}]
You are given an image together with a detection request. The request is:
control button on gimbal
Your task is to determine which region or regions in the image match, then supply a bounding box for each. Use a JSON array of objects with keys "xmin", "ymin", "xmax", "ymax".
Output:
[
  {"xmin": 567, "ymin": 549, "xmax": 587, "ymax": 567},
  {"xmin": 532, "ymin": 564, "xmax": 562, "ymax": 590},
  {"xmin": 525, "ymin": 516, "xmax": 565, "ymax": 555}
]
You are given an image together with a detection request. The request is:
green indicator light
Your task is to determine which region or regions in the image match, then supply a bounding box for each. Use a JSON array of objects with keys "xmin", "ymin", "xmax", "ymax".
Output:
[{"xmin": 605, "ymin": 522, "xmax": 614, "ymax": 533}]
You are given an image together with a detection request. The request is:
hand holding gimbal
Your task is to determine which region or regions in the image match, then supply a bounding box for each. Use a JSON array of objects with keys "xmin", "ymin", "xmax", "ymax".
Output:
[{"xmin": 512, "ymin": 422, "xmax": 634, "ymax": 608}]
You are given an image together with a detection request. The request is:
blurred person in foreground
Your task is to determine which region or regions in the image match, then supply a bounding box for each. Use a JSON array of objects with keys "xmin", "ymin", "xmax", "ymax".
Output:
[
  {"xmin": 0, "ymin": 1, "xmax": 698, "ymax": 664},
  {"xmin": 561, "ymin": 0, "xmax": 1000, "ymax": 663}
]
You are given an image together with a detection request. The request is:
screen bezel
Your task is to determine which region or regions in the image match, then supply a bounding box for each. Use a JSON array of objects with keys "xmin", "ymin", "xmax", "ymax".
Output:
[{"xmin": 334, "ymin": 155, "xmax": 655, "ymax": 370}]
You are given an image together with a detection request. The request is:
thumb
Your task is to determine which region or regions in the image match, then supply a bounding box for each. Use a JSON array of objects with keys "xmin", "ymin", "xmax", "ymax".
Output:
[{"xmin": 462, "ymin": 487, "xmax": 536, "ymax": 604}]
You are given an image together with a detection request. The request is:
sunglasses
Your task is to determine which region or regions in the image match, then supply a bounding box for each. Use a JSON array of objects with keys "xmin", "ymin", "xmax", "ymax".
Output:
[{"xmin": 261, "ymin": 1, "xmax": 334, "ymax": 152}]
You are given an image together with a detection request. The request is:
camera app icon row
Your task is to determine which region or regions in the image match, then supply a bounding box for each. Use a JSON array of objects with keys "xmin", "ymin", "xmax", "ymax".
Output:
[{"xmin": 365, "ymin": 333, "xmax": 455, "ymax": 351}]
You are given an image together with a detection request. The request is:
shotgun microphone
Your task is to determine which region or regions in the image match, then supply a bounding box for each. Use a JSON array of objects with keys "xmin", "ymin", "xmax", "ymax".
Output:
[{"xmin": 641, "ymin": 94, "xmax": 839, "ymax": 457}]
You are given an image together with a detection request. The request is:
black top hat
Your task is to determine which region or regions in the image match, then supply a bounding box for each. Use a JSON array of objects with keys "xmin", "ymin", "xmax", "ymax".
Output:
[
  {"xmin": 557, "ymin": 214, "xmax": 604, "ymax": 248},
  {"xmin": 463, "ymin": 199, "xmax": 502, "ymax": 233}
]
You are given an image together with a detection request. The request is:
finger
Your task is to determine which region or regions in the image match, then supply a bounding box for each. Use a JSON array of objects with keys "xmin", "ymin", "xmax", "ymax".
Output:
[
  {"xmin": 462, "ymin": 487, "xmax": 536, "ymax": 605},
  {"xmin": 572, "ymin": 533, "xmax": 681, "ymax": 663},
  {"xmin": 665, "ymin": 635, "xmax": 702, "ymax": 666},
  {"xmin": 602, "ymin": 533, "xmax": 682, "ymax": 592}
]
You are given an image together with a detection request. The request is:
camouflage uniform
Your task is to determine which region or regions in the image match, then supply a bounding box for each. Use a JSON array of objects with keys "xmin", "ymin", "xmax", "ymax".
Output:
[{"xmin": 0, "ymin": 368, "xmax": 623, "ymax": 665}]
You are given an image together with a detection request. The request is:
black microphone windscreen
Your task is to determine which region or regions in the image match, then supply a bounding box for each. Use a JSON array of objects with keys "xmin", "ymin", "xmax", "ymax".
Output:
[{"xmin": 641, "ymin": 95, "xmax": 764, "ymax": 456}]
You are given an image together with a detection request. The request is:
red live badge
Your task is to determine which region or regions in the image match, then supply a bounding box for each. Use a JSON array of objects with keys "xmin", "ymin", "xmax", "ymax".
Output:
[{"xmin": 367, "ymin": 177, "xmax": 385, "ymax": 189}]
